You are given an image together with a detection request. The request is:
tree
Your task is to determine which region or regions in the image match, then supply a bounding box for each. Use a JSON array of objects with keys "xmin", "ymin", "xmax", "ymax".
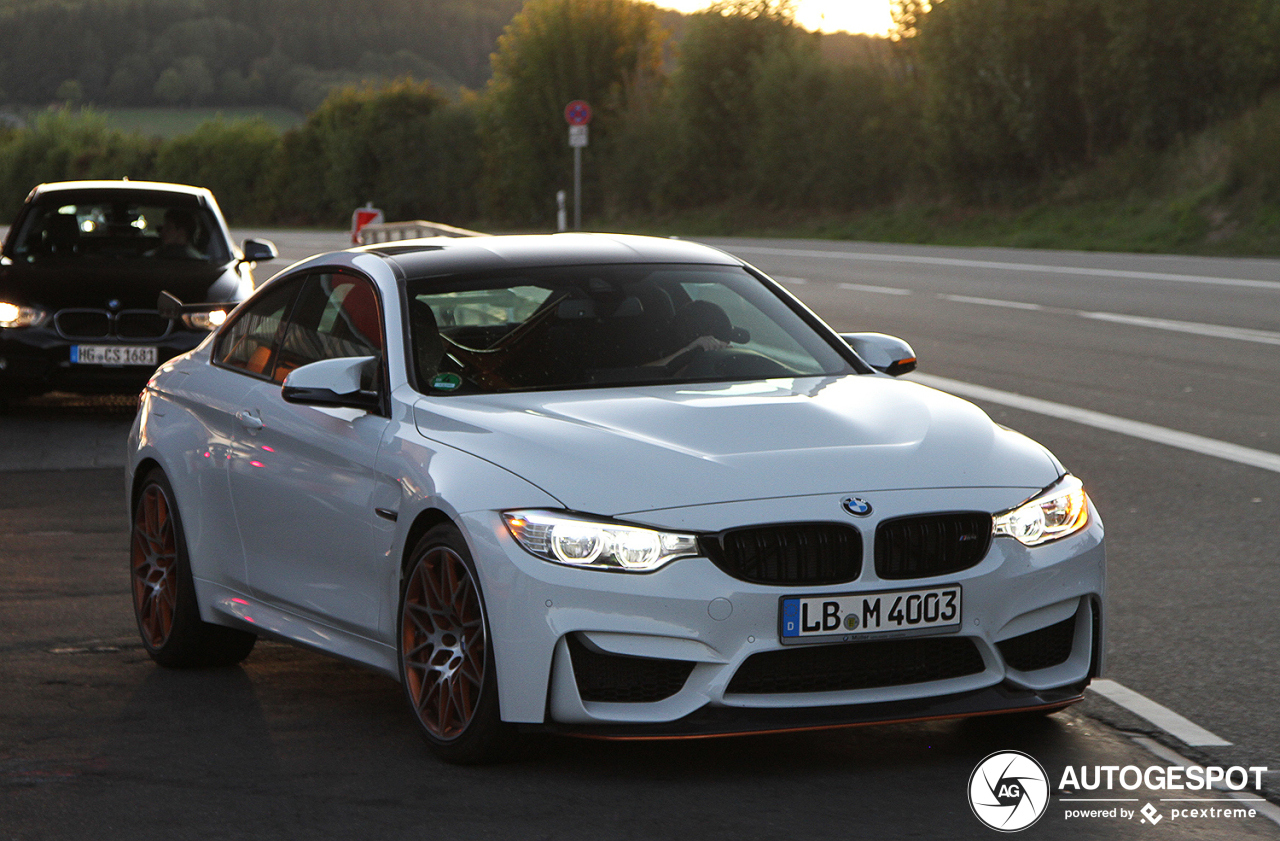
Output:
[
  {"xmin": 746, "ymin": 35, "xmax": 909, "ymax": 208},
  {"xmin": 1105, "ymin": 0, "xmax": 1278, "ymax": 148},
  {"xmin": 907, "ymin": 0, "xmax": 1117, "ymax": 197},
  {"xmin": 55, "ymin": 79, "xmax": 85, "ymax": 106},
  {"xmin": 0, "ymin": 109, "xmax": 158, "ymax": 219},
  {"xmin": 480, "ymin": 0, "xmax": 667, "ymax": 223},
  {"xmin": 664, "ymin": 0, "xmax": 803, "ymax": 204},
  {"xmin": 269, "ymin": 79, "xmax": 482, "ymax": 226},
  {"xmin": 154, "ymin": 57, "xmax": 215, "ymax": 106},
  {"xmin": 155, "ymin": 119, "xmax": 282, "ymax": 223}
]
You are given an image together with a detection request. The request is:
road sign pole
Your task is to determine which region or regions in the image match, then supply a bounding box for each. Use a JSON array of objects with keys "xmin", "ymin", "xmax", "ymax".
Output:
[
  {"xmin": 564, "ymin": 101, "xmax": 592, "ymax": 232},
  {"xmin": 573, "ymin": 146, "xmax": 582, "ymax": 231}
]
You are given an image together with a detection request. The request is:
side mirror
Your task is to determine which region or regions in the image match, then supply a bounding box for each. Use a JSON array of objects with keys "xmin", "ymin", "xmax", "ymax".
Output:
[
  {"xmin": 281, "ymin": 355, "xmax": 380, "ymax": 411},
  {"xmin": 242, "ymin": 238, "xmax": 277, "ymax": 263},
  {"xmin": 841, "ymin": 332, "xmax": 917, "ymax": 376}
]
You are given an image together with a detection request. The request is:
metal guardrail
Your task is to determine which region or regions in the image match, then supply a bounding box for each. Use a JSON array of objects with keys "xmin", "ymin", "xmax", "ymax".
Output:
[{"xmin": 357, "ymin": 220, "xmax": 488, "ymax": 244}]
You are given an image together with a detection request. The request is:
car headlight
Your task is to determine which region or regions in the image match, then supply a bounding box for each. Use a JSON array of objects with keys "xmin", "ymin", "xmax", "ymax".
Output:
[
  {"xmin": 993, "ymin": 475, "xmax": 1090, "ymax": 546},
  {"xmin": 503, "ymin": 510, "xmax": 700, "ymax": 572},
  {"xmin": 181, "ymin": 309, "xmax": 228, "ymax": 331},
  {"xmin": 0, "ymin": 301, "xmax": 49, "ymax": 328}
]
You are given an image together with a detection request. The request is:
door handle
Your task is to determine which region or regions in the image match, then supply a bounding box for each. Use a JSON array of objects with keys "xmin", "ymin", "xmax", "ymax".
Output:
[{"xmin": 235, "ymin": 409, "xmax": 264, "ymax": 431}]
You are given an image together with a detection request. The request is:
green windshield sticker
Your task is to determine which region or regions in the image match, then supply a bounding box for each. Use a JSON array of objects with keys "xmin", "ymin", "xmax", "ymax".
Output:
[{"xmin": 431, "ymin": 373, "xmax": 462, "ymax": 391}]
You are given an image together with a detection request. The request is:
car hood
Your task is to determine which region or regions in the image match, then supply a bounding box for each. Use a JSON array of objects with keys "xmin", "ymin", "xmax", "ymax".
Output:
[
  {"xmin": 412, "ymin": 375, "xmax": 1062, "ymax": 516},
  {"xmin": 0, "ymin": 257, "xmax": 237, "ymax": 310}
]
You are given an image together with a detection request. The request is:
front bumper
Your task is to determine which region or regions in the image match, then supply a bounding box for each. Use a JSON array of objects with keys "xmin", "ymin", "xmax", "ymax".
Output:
[
  {"xmin": 459, "ymin": 486, "xmax": 1106, "ymax": 734},
  {"xmin": 0, "ymin": 327, "xmax": 207, "ymax": 394}
]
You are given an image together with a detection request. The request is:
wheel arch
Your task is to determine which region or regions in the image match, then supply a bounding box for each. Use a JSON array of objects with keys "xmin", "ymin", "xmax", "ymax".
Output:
[
  {"xmin": 130, "ymin": 456, "xmax": 165, "ymax": 511},
  {"xmin": 400, "ymin": 507, "xmax": 457, "ymax": 576}
]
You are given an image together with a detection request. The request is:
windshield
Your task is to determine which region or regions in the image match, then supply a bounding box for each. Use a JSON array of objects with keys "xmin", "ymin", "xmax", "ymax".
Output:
[
  {"xmin": 406, "ymin": 264, "xmax": 854, "ymax": 394},
  {"xmin": 8, "ymin": 196, "xmax": 229, "ymax": 264}
]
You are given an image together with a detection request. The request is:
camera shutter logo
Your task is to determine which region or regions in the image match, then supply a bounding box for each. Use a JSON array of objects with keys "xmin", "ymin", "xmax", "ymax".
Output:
[{"xmin": 968, "ymin": 750, "xmax": 1050, "ymax": 832}]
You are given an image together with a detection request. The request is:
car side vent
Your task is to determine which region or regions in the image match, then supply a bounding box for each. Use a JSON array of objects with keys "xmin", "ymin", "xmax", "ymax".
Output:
[
  {"xmin": 702, "ymin": 523, "xmax": 862, "ymax": 586},
  {"xmin": 998, "ymin": 616, "xmax": 1076, "ymax": 672},
  {"xmin": 566, "ymin": 634, "xmax": 695, "ymax": 704},
  {"xmin": 875, "ymin": 512, "xmax": 992, "ymax": 580}
]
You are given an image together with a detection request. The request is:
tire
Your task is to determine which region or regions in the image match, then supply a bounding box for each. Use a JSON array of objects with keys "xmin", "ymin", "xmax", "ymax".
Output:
[
  {"xmin": 130, "ymin": 469, "xmax": 256, "ymax": 668},
  {"xmin": 398, "ymin": 524, "xmax": 513, "ymax": 764}
]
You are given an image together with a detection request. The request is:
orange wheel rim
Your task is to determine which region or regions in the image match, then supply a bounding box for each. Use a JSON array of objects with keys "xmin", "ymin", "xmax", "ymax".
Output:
[
  {"xmin": 401, "ymin": 547, "xmax": 486, "ymax": 740},
  {"xmin": 131, "ymin": 484, "xmax": 178, "ymax": 648}
]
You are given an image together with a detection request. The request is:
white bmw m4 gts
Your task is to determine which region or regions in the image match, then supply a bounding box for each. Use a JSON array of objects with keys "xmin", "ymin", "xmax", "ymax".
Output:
[{"xmin": 127, "ymin": 233, "xmax": 1104, "ymax": 763}]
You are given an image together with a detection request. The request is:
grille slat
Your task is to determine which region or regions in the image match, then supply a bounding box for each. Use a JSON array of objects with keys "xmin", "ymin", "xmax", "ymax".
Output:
[
  {"xmin": 705, "ymin": 523, "xmax": 862, "ymax": 585},
  {"xmin": 567, "ymin": 634, "xmax": 695, "ymax": 703},
  {"xmin": 54, "ymin": 308, "xmax": 173, "ymax": 340},
  {"xmin": 727, "ymin": 636, "xmax": 985, "ymax": 695},
  {"xmin": 116, "ymin": 310, "xmax": 171, "ymax": 339},
  {"xmin": 875, "ymin": 512, "xmax": 992, "ymax": 580},
  {"xmin": 54, "ymin": 309, "xmax": 111, "ymax": 339},
  {"xmin": 998, "ymin": 616, "xmax": 1076, "ymax": 672}
]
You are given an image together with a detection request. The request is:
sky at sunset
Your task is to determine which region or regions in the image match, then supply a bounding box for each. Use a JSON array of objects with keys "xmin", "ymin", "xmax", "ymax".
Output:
[{"xmin": 656, "ymin": 0, "xmax": 895, "ymax": 35}]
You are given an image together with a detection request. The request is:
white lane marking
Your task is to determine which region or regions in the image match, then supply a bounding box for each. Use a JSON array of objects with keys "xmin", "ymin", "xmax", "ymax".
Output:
[
  {"xmin": 1088, "ymin": 679, "xmax": 1232, "ymax": 746},
  {"xmin": 727, "ymin": 244, "xmax": 1280, "ymax": 291},
  {"xmin": 1131, "ymin": 737, "xmax": 1280, "ymax": 827},
  {"xmin": 908, "ymin": 373, "xmax": 1280, "ymax": 475},
  {"xmin": 940, "ymin": 295, "xmax": 1280, "ymax": 346},
  {"xmin": 837, "ymin": 282, "xmax": 912, "ymax": 295},
  {"xmin": 941, "ymin": 294, "xmax": 1044, "ymax": 311},
  {"xmin": 1079, "ymin": 311, "xmax": 1280, "ymax": 346},
  {"xmin": 773, "ymin": 276, "xmax": 809, "ymax": 285}
]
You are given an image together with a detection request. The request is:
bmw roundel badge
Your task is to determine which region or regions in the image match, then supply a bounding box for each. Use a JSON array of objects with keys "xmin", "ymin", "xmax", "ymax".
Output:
[{"xmin": 841, "ymin": 496, "xmax": 872, "ymax": 517}]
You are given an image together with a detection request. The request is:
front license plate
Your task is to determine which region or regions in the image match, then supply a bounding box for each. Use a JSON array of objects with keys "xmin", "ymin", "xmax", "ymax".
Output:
[
  {"xmin": 780, "ymin": 585, "xmax": 961, "ymax": 644},
  {"xmin": 71, "ymin": 344, "xmax": 157, "ymax": 366}
]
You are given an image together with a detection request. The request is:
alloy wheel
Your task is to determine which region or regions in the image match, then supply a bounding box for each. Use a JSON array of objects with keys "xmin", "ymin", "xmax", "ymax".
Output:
[
  {"xmin": 131, "ymin": 483, "xmax": 178, "ymax": 648},
  {"xmin": 401, "ymin": 547, "xmax": 487, "ymax": 740}
]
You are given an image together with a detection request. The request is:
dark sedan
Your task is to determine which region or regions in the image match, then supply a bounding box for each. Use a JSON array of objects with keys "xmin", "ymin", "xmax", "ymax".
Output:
[{"xmin": 0, "ymin": 180, "xmax": 276, "ymax": 399}]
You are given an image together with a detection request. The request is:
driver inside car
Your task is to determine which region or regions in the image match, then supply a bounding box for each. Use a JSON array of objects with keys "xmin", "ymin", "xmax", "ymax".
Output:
[{"xmin": 645, "ymin": 299, "xmax": 749, "ymax": 370}]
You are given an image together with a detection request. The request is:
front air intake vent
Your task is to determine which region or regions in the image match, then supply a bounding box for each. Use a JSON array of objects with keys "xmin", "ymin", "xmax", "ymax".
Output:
[
  {"xmin": 702, "ymin": 523, "xmax": 862, "ymax": 586},
  {"xmin": 875, "ymin": 512, "xmax": 992, "ymax": 580},
  {"xmin": 727, "ymin": 636, "xmax": 985, "ymax": 695}
]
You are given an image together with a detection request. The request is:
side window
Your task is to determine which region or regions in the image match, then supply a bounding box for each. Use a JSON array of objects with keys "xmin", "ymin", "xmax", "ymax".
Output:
[
  {"xmin": 271, "ymin": 273, "xmax": 383, "ymax": 385},
  {"xmin": 213, "ymin": 279, "xmax": 302, "ymax": 376}
]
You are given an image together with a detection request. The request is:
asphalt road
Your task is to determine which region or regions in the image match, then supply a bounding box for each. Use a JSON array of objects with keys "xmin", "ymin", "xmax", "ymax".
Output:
[{"xmin": 2, "ymin": 232, "xmax": 1278, "ymax": 839}]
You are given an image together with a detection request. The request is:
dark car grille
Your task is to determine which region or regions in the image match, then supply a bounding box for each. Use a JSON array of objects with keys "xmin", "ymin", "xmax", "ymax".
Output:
[
  {"xmin": 567, "ymin": 634, "xmax": 695, "ymax": 703},
  {"xmin": 702, "ymin": 523, "xmax": 862, "ymax": 585},
  {"xmin": 116, "ymin": 311, "xmax": 171, "ymax": 338},
  {"xmin": 54, "ymin": 309, "xmax": 172, "ymax": 340},
  {"xmin": 726, "ymin": 636, "xmax": 985, "ymax": 695},
  {"xmin": 875, "ymin": 513, "xmax": 992, "ymax": 580},
  {"xmin": 54, "ymin": 309, "xmax": 111, "ymax": 339},
  {"xmin": 997, "ymin": 616, "xmax": 1076, "ymax": 672}
]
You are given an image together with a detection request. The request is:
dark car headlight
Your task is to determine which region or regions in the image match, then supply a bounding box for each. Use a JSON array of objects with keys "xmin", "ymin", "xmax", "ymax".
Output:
[
  {"xmin": 0, "ymin": 302, "xmax": 49, "ymax": 328},
  {"xmin": 181, "ymin": 309, "xmax": 229, "ymax": 331}
]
